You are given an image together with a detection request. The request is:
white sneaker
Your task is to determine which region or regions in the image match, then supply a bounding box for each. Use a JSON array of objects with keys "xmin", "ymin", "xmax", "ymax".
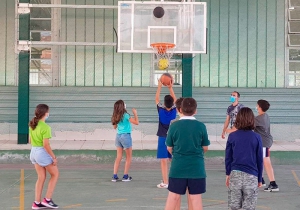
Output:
[{"xmin": 157, "ymin": 182, "xmax": 168, "ymax": 189}]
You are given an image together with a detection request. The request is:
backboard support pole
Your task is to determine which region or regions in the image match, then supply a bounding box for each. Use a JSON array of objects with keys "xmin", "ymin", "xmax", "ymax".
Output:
[{"xmin": 182, "ymin": 54, "xmax": 193, "ymax": 97}]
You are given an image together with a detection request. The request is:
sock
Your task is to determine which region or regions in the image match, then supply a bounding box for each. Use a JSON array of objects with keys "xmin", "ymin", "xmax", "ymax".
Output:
[
  {"xmin": 123, "ymin": 174, "xmax": 128, "ymax": 179},
  {"xmin": 34, "ymin": 201, "xmax": 40, "ymax": 204},
  {"xmin": 270, "ymin": 181, "xmax": 276, "ymax": 186},
  {"xmin": 113, "ymin": 174, "xmax": 118, "ymax": 178},
  {"xmin": 45, "ymin": 198, "xmax": 51, "ymax": 201}
]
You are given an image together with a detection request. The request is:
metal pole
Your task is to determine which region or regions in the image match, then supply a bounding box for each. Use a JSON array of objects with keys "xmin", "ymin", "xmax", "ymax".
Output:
[
  {"xmin": 20, "ymin": 3, "xmax": 118, "ymax": 9},
  {"xmin": 20, "ymin": 41, "xmax": 117, "ymax": 46},
  {"xmin": 182, "ymin": 54, "xmax": 193, "ymax": 97},
  {"xmin": 18, "ymin": 0, "xmax": 30, "ymax": 144}
]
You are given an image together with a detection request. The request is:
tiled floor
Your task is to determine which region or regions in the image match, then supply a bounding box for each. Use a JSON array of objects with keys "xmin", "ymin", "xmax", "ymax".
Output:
[{"xmin": 1, "ymin": 139, "xmax": 300, "ymax": 151}]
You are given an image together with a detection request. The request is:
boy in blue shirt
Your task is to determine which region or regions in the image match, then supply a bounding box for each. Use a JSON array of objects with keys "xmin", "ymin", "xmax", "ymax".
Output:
[
  {"xmin": 155, "ymin": 80, "xmax": 176, "ymax": 189},
  {"xmin": 225, "ymin": 107, "xmax": 263, "ymax": 210}
]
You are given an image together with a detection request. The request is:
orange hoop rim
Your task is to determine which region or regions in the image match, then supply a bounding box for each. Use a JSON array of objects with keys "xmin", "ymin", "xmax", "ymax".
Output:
[{"xmin": 150, "ymin": 42, "xmax": 175, "ymax": 54}]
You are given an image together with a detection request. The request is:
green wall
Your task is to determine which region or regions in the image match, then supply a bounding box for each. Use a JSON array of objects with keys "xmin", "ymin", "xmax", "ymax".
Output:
[
  {"xmin": 0, "ymin": 0, "xmax": 287, "ymax": 87},
  {"xmin": 60, "ymin": 0, "xmax": 286, "ymax": 87},
  {"xmin": 0, "ymin": 0, "xmax": 15, "ymax": 86},
  {"xmin": 194, "ymin": 0, "xmax": 286, "ymax": 88},
  {"xmin": 60, "ymin": 0, "xmax": 151, "ymax": 87}
]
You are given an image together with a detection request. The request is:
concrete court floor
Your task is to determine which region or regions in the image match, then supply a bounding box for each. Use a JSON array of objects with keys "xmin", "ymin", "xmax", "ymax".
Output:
[{"xmin": 1, "ymin": 162, "xmax": 300, "ymax": 210}]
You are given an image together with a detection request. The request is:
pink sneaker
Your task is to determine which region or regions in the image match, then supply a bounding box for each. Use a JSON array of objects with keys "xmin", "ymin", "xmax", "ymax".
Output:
[{"xmin": 32, "ymin": 202, "xmax": 46, "ymax": 209}]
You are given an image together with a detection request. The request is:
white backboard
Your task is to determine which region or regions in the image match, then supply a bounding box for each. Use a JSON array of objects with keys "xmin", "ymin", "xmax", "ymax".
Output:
[{"xmin": 118, "ymin": 1, "xmax": 207, "ymax": 54}]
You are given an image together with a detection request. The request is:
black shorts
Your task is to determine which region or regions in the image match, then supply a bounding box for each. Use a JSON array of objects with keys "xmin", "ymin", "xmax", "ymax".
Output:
[{"xmin": 168, "ymin": 177, "xmax": 206, "ymax": 195}]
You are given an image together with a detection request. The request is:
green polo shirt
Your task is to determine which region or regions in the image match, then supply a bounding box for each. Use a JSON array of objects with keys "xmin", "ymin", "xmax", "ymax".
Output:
[
  {"xmin": 29, "ymin": 121, "xmax": 52, "ymax": 147},
  {"xmin": 166, "ymin": 116, "xmax": 210, "ymax": 179}
]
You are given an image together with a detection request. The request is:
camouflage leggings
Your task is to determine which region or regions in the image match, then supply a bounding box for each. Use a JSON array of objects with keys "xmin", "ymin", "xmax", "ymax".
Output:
[{"xmin": 228, "ymin": 170, "xmax": 258, "ymax": 210}]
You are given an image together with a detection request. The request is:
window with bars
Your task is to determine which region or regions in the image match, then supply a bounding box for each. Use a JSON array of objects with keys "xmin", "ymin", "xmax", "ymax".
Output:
[
  {"xmin": 287, "ymin": 0, "xmax": 300, "ymax": 87},
  {"xmin": 29, "ymin": 0, "xmax": 53, "ymax": 86}
]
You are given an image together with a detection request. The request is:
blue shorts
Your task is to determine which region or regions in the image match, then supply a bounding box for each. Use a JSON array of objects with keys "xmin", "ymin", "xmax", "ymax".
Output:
[
  {"xmin": 115, "ymin": 133, "xmax": 132, "ymax": 149},
  {"xmin": 168, "ymin": 177, "xmax": 206, "ymax": 195},
  {"xmin": 30, "ymin": 147, "xmax": 53, "ymax": 167},
  {"xmin": 157, "ymin": 137, "xmax": 172, "ymax": 159}
]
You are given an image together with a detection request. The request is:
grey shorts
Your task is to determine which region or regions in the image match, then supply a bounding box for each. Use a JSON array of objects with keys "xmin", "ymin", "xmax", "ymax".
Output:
[
  {"xmin": 228, "ymin": 170, "xmax": 258, "ymax": 210},
  {"xmin": 30, "ymin": 147, "xmax": 53, "ymax": 167},
  {"xmin": 115, "ymin": 133, "xmax": 132, "ymax": 149}
]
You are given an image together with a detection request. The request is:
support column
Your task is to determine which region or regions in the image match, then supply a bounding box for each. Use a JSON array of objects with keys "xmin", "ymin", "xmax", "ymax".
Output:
[
  {"xmin": 18, "ymin": 0, "xmax": 30, "ymax": 144},
  {"xmin": 182, "ymin": 54, "xmax": 193, "ymax": 97}
]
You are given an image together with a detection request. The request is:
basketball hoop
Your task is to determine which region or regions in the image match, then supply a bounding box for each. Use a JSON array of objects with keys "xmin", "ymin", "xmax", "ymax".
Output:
[{"xmin": 150, "ymin": 42, "xmax": 175, "ymax": 70}]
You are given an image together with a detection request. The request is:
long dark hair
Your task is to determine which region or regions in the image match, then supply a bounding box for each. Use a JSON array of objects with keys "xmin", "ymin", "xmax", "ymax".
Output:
[
  {"xmin": 111, "ymin": 100, "xmax": 127, "ymax": 125},
  {"xmin": 234, "ymin": 107, "xmax": 255, "ymax": 130},
  {"xmin": 29, "ymin": 104, "xmax": 49, "ymax": 130}
]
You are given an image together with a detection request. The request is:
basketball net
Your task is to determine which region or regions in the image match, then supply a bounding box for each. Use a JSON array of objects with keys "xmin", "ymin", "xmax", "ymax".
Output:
[{"xmin": 150, "ymin": 43, "xmax": 175, "ymax": 69}]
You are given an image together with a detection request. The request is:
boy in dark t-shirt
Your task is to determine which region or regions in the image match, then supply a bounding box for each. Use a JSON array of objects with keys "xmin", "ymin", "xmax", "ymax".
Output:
[
  {"xmin": 222, "ymin": 91, "xmax": 244, "ymax": 139},
  {"xmin": 155, "ymin": 80, "xmax": 176, "ymax": 189}
]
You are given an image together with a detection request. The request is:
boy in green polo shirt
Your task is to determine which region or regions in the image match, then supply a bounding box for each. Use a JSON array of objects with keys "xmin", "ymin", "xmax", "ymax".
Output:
[{"xmin": 165, "ymin": 98, "xmax": 210, "ymax": 210}]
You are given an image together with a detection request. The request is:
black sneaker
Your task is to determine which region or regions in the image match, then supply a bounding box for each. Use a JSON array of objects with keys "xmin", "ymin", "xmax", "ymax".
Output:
[
  {"xmin": 261, "ymin": 177, "xmax": 266, "ymax": 187},
  {"xmin": 264, "ymin": 184, "xmax": 279, "ymax": 192},
  {"xmin": 112, "ymin": 176, "xmax": 119, "ymax": 182},
  {"xmin": 32, "ymin": 202, "xmax": 47, "ymax": 209},
  {"xmin": 122, "ymin": 175, "xmax": 132, "ymax": 182},
  {"xmin": 41, "ymin": 198, "xmax": 59, "ymax": 209}
]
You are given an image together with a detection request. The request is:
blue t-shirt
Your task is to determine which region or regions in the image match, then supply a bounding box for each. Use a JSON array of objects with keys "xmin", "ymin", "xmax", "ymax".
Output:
[
  {"xmin": 156, "ymin": 102, "xmax": 176, "ymax": 137},
  {"xmin": 225, "ymin": 130, "xmax": 263, "ymax": 182},
  {"xmin": 117, "ymin": 113, "xmax": 132, "ymax": 134}
]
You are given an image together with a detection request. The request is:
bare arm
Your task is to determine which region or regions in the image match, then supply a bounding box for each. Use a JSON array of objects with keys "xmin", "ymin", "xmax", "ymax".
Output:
[
  {"xmin": 43, "ymin": 138, "xmax": 57, "ymax": 166},
  {"xmin": 167, "ymin": 81, "xmax": 176, "ymax": 102},
  {"xmin": 222, "ymin": 115, "xmax": 230, "ymax": 139},
  {"xmin": 202, "ymin": 146, "xmax": 208, "ymax": 153},
  {"xmin": 28, "ymin": 137, "xmax": 31, "ymax": 144},
  {"xmin": 226, "ymin": 126, "xmax": 237, "ymax": 134},
  {"xmin": 167, "ymin": 146, "xmax": 173, "ymax": 155},
  {"xmin": 129, "ymin": 108, "xmax": 139, "ymax": 125},
  {"xmin": 155, "ymin": 80, "xmax": 163, "ymax": 105},
  {"xmin": 113, "ymin": 124, "xmax": 117, "ymax": 129}
]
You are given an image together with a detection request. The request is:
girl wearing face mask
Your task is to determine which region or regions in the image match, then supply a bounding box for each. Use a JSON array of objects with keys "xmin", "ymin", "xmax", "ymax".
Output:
[{"xmin": 29, "ymin": 104, "xmax": 59, "ymax": 209}]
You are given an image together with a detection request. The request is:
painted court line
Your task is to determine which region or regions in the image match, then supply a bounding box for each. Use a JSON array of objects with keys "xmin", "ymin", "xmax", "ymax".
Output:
[
  {"xmin": 63, "ymin": 204, "xmax": 82, "ymax": 209},
  {"xmin": 106, "ymin": 199, "xmax": 128, "ymax": 202},
  {"xmin": 291, "ymin": 170, "xmax": 300, "ymax": 187},
  {"xmin": 19, "ymin": 169, "xmax": 24, "ymax": 210}
]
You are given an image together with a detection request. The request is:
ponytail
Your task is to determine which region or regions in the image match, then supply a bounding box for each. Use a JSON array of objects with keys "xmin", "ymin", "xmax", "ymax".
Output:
[
  {"xmin": 29, "ymin": 104, "xmax": 49, "ymax": 130},
  {"xmin": 29, "ymin": 117, "xmax": 39, "ymax": 130}
]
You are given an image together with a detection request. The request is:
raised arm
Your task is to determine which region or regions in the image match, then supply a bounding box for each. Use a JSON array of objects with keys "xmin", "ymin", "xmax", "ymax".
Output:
[
  {"xmin": 129, "ymin": 108, "xmax": 139, "ymax": 125},
  {"xmin": 167, "ymin": 81, "xmax": 176, "ymax": 102},
  {"xmin": 155, "ymin": 80, "xmax": 163, "ymax": 104}
]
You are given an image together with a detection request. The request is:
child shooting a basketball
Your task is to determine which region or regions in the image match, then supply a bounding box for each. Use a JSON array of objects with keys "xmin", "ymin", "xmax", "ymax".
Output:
[
  {"xmin": 164, "ymin": 98, "xmax": 210, "ymax": 210},
  {"xmin": 29, "ymin": 104, "xmax": 59, "ymax": 209},
  {"xmin": 225, "ymin": 107, "xmax": 263, "ymax": 210},
  {"xmin": 254, "ymin": 100, "xmax": 279, "ymax": 192},
  {"xmin": 155, "ymin": 75, "xmax": 177, "ymax": 188},
  {"xmin": 111, "ymin": 100, "xmax": 139, "ymax": 182}
]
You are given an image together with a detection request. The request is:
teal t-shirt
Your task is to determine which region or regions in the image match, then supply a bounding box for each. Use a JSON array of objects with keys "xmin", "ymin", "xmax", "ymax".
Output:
[
  {"xmin": 29, "ymin": 121, "xmax": 52, "ymax": 147},
  {"xmin": 166, "ymin": 118, "xmax": 210, "ymax": 179},
  {"xmin": 117, "ymin": 113, "xmax": 132, "ymax": 134}
]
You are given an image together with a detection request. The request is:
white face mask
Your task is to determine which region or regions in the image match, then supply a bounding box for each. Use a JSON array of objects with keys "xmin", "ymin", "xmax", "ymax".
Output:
[
  {"xmin": 124, "ymin": 104, "xmax": 126, "ymax": 109},
  {"xmin": 45, "ymin": 113, "xmax": 50, "ymax": 120}
]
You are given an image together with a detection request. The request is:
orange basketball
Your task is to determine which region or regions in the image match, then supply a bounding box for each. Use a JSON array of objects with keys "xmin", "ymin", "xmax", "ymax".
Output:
[{"xmin": 160, "ymin": 73, "xmax": 173, "ymax": 86}]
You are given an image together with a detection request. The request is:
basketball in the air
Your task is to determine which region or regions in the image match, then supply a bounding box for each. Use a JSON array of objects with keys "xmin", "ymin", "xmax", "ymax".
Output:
[
  {"xmin": 158, "ymin": 58, "xmax": 169, "ymax": 70},
  {"xmin": 160, "ymin": 73, "xmax": 173, "ymax": 86}
]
